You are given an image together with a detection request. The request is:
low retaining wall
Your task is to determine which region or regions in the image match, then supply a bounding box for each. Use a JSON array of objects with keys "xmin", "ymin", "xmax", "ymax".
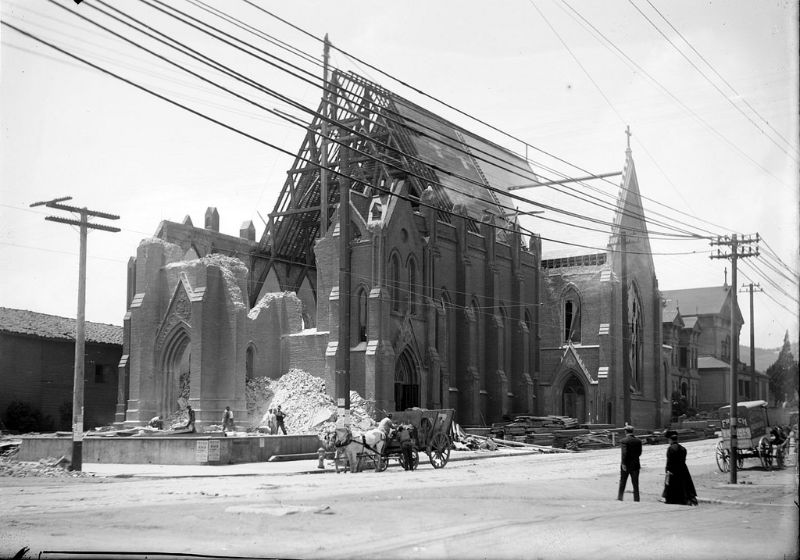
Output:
[{"xmin": 15, "ymin": 434, "xmax": 322, "ymax": 465}]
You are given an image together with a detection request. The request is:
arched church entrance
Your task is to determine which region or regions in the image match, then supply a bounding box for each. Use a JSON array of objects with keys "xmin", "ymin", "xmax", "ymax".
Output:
[
  {"xmin": 561, "ymin": 373, "xmax": 586, "ymax": 423},
  {"xmin": 159, "ymin": 327, "xmax": 190, "ymax": 417},
  {"xmin": 394, "ymin": 349, "xmax": 420, "ymax": 411}
]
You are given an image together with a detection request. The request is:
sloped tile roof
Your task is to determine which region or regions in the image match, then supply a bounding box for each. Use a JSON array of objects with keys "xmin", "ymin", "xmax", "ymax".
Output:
[
  {"xmin": 698, "ymin": 355, "xmax": 730, "ymax": 369},
  {"xmin": 0, "ymin": 307, "xmax": 123, "ymax": 346},
  {"xmin": 662, "ymin": 286, "xmax": 729, "ymax": 317}
]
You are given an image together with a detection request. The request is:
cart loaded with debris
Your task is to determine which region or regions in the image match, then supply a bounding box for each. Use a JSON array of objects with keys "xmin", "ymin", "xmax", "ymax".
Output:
[{"xmin": 383, "ymin": 408, "xmax": 454, "ymax": 469}]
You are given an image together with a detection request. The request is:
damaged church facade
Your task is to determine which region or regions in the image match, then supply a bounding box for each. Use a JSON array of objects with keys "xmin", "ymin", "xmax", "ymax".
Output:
[{"xmin": 117, "ymin": 71, "xmax": 669, "ymax": 430}]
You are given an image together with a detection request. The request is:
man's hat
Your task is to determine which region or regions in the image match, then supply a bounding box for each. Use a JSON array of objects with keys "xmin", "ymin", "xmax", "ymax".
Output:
[
  {"xmin": 664, "ymin": 429, "xmax": 678, "ymax": 440},
  {"xmin": 624, "ymin": 423, "xmax": 634, "ymax": 433}
]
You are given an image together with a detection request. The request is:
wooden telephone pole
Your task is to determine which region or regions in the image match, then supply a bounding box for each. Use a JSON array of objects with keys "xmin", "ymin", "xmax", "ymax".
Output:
[
  {"xmin": 740, "ymin": 282, "xmax": 763, "ymax": 400},
  {"xmin": 710, "ymin": 233, "xmax": 759, "ymax": 484},
  {"xmin": 30, "ymin": 197, "xmax": 120, "ymax": 471}
]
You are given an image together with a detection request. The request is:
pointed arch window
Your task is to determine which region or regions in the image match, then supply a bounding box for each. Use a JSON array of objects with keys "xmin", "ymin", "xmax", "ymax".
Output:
[
  {"xmin": 628, "ymin": 283, "xmax": 643, "ymax": 391},
  {"xmin": 352, "ymin": 285, "xmax": 369, "ymax": 342},
  {"xmin": 246, "ymin": 345, "xmax": 255, "ymax": 380},
  {"xmin": 389, "ymin": 253, "xmax": 401, "ymax": 312},
  {"xmin": 407, "ymin": 256, "xmax": 417, "ymax": 315},
  {"xmin": 563, "ymin": 289, "xmax": 581, "ymax": 343}
]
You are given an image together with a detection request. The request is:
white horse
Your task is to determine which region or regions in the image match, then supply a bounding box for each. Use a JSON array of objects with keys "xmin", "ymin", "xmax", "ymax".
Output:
[{"xmin": 331, "ymin": 426, "xmax": 386, "ymax": 473}]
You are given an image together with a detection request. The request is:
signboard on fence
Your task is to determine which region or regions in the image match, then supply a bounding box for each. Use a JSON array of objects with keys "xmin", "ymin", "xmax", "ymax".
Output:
[
  {"xmin": 195, "ymin": 440, "xmax": 209, "ymax": 462},
  {"xmin": 208, "ymin": 439, "xmax": 221, "ymax": 462}
]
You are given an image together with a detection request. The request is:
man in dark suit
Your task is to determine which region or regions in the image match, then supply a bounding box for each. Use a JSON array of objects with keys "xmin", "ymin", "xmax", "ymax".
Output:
[{"xmin": 617, "ymin": 423, "xmax": 642, "ymax": 501}]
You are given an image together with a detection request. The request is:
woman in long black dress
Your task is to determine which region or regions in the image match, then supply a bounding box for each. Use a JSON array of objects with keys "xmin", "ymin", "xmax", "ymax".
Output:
[{"xmin": 663, "ymin": 430, "xmax": 698, "ymax": 506}]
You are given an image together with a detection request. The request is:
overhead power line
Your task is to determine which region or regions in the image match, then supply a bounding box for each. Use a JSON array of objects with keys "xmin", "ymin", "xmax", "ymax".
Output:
[
  {"xmin": 643, "ymin": 0, "xmax": 797, "ymax": 155},
  {"xmin": 628, "ymin": 0, "xmax": 797, "ymax": 161},
  {"xmin": 559, "ymin": 0, "xmax": 792, "ymax": 190},
  {"xmin": 238, "ymin": 0, "xmax": 732, "ymax": 240},
  {"xmin": 2, "ymin": 19, "xmax": 708, "ymax": 259},
  {"xmin": 58, "ymin": 0, "xmax": 705, "ymax": 242}
]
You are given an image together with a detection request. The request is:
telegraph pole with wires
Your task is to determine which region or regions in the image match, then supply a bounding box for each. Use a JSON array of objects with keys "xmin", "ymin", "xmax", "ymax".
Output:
[
  {"xmin": 740, "ymin": 282, "xmax": 763, "ymax": 400},
  {"xmin": 710, "ymin": 233, "xmax": 759, "ymax": 484},
  {"xmin": 29, "ymin": 197, "xmax": 120, "ymax": 471}
]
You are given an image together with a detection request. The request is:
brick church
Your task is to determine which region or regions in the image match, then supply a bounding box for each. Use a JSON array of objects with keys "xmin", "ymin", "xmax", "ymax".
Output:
[{"xmin": 117, "ymin": 71, "xmax": 669, "ymax": 430}]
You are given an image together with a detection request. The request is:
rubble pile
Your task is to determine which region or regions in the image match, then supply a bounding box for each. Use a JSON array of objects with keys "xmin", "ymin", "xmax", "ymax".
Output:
[
  {"xmin": 0, "ymin": 456, "xmax": 94, "ymax": 478},
  {"xmin": 247, "ymin": 369, "xmax": 376, "ymax": 435},
  {"xmin": 246, "ymin": 376, "xmax": 275, "ymax": 427}
]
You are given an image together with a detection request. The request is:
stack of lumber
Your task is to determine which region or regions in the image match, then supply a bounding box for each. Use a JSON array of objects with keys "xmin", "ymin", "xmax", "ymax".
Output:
[{"xmin": 565, "ymin": 431, "xmax": 616, "ymax": 451}]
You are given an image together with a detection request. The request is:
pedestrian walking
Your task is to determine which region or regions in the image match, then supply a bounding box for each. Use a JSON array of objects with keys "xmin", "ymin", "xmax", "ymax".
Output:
[
  {"xmin": 662, "ymin": 430, "xmax": 698, "ymax": 506},
  {"xmin": 275, "ymin": 405, "xmax": 287, "ymax": 435},
  {"xmin": 221, "ymin": 406, "xmax": 235, "ymax": 433},
  {"xmin": 617, "ymin": 423, "xmax": 642, "ymax": 501}
]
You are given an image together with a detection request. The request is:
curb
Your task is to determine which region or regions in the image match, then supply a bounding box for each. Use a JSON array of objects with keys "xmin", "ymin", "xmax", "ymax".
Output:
[{"xmin": 697, "ymin": 497, "xmax": 797, "ymax": 508}]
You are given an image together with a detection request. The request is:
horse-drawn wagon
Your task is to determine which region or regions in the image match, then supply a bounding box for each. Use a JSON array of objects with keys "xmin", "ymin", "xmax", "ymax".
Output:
[
  {"xmin": 329, "ymin": 408, "xmax": 455, "ymax": 472},
  {"xmin": 715, "ymin": 400, "xmax": 788, "ymax": 471},
  {"xmin": 387, "ymin": 408, "xmax": 455, "ymax": 469}
]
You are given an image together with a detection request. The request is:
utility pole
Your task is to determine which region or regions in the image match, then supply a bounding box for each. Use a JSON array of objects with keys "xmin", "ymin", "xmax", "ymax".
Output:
[
  {"xmin": 319, "ymin": 34, "xmax": 330, "ymax": 239},
  {"xmin": 336, "ymin": 145, "xmax": 352, "ymax": 426},
  {"xmin": 740, "ymin": 282, "xmax": 762, "ymax": 400},
  {"xmin": 30, "ymin": 197, "xmax": 120, "ymax": 471},
  {"xmin": 710, "ymin": 233, "xmax": 759, "ymax": 484}
]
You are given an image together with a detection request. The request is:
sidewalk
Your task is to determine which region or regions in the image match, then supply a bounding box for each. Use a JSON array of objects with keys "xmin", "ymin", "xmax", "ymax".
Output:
[
  {"xmin": 695, "ymin": 467, "xmax": 798, "ymax": 508},
  {"xmin": 81, "ymin": 447, "xmax": 543, "ymax": 478}
]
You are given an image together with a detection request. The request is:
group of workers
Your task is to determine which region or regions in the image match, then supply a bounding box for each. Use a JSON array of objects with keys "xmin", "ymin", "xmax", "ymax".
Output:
[{"xmin": 145, "ymin": 404, "xmax": 289, "ymax": 435}]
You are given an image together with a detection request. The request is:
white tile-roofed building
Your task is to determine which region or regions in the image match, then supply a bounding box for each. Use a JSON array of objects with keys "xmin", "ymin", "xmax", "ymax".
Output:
[
  {"xmin": 661, "ymin": 286, "xmax": 732, "ymax": 318},
  {"xmin": 0, "ymin": 307, "xmax": 123, "ymax": 346}
]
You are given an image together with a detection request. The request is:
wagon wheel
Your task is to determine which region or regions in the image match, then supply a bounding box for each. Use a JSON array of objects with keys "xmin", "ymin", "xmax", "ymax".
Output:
[
  {"xmin": 376, "ymin": 452, "xmax": 388, "ymax": 472},
  {"xmin": 758, "ymin": 436, "xmax": 773, "ymax": 470},
  {"xmin": 398, "ymin": 448, "xmax": 420, "ymax": 471},
  {"xmin": 715, "ymin": 441, "xmax": 729, "ymax": 473},
  {"xmin": 429, "ymin": 432, "xmax": 451, "ymax": 469}
]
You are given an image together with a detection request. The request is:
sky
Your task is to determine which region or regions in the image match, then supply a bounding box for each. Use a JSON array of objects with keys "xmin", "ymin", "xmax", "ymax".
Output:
[{"xmin": 1, "ymin": 0, "xmax": 797, "ymax": 351}]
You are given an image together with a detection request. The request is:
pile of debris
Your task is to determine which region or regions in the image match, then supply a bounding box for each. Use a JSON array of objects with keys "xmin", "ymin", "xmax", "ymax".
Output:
[
  {"xmin": 0, "ymin": 456, "xmax": 94, "ymax": 478},
  {"xmin": 247, "ymin": 369, "xmax": 376, "ymax": 436}
]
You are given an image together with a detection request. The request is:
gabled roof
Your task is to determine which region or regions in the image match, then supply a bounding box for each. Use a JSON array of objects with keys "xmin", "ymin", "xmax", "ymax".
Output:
[
  {"xmin": 662, "ymin": 286, "xmax": 730, "ymax": 317},
  {"xmin": 0, "ymin": 307, "xmax": 123, "ymax": 346},
  {"xmin": 698, "ymin": 355, "xmax": 729, "ymax": 369},
  {"xmin": 260, "ymin": 70, "xmax": 538, "ymax": 267}
]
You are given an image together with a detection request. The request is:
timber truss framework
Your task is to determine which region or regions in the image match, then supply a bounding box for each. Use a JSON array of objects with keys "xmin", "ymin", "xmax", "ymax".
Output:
[{"xmin": 249, "ymin": 70, "xmax": 485, "ymax": 306}]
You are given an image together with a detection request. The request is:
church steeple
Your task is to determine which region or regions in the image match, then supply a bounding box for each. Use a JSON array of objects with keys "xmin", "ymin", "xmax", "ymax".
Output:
[{"xmin": 609, "ymin": 126, "xmax": 650, "ymax": 259}]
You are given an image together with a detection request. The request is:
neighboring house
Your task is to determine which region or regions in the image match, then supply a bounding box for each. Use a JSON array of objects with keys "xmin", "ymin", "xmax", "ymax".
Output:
[
  {"xmin": 661, "ymin": 285, "xmax": 757, "ymax": 411},
  {"xmin": 0, "ymin": 307, "xmax": 122, "ymax": 430},
  {"xmin": 661, "ymin": 306, "xmax": 700, "ymax": 412}
]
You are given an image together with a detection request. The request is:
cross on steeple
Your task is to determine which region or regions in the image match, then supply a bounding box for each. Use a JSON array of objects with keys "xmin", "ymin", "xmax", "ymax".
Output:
[{"xmin": 625, "ymin": 125, "xmax": 632, "ymax": 150}]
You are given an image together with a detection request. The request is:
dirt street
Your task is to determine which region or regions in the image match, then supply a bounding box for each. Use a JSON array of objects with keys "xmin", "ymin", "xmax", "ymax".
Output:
[{"xmin": 0, "ymin": 439, "xmax": 797, "ymax": 560}]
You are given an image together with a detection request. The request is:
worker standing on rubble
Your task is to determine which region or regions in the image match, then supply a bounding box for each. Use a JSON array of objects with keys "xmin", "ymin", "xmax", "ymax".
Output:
[
  {"xmin": 185, "ymin": 405, "xmax": 196, "ymax": 433},
  {"xmin": 275, "ymin": 405, "xmax": 287, "ymax": 435},
  {"xmin": 617, "ymin": 424, "xmax": 642, "ymax": 502}
]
